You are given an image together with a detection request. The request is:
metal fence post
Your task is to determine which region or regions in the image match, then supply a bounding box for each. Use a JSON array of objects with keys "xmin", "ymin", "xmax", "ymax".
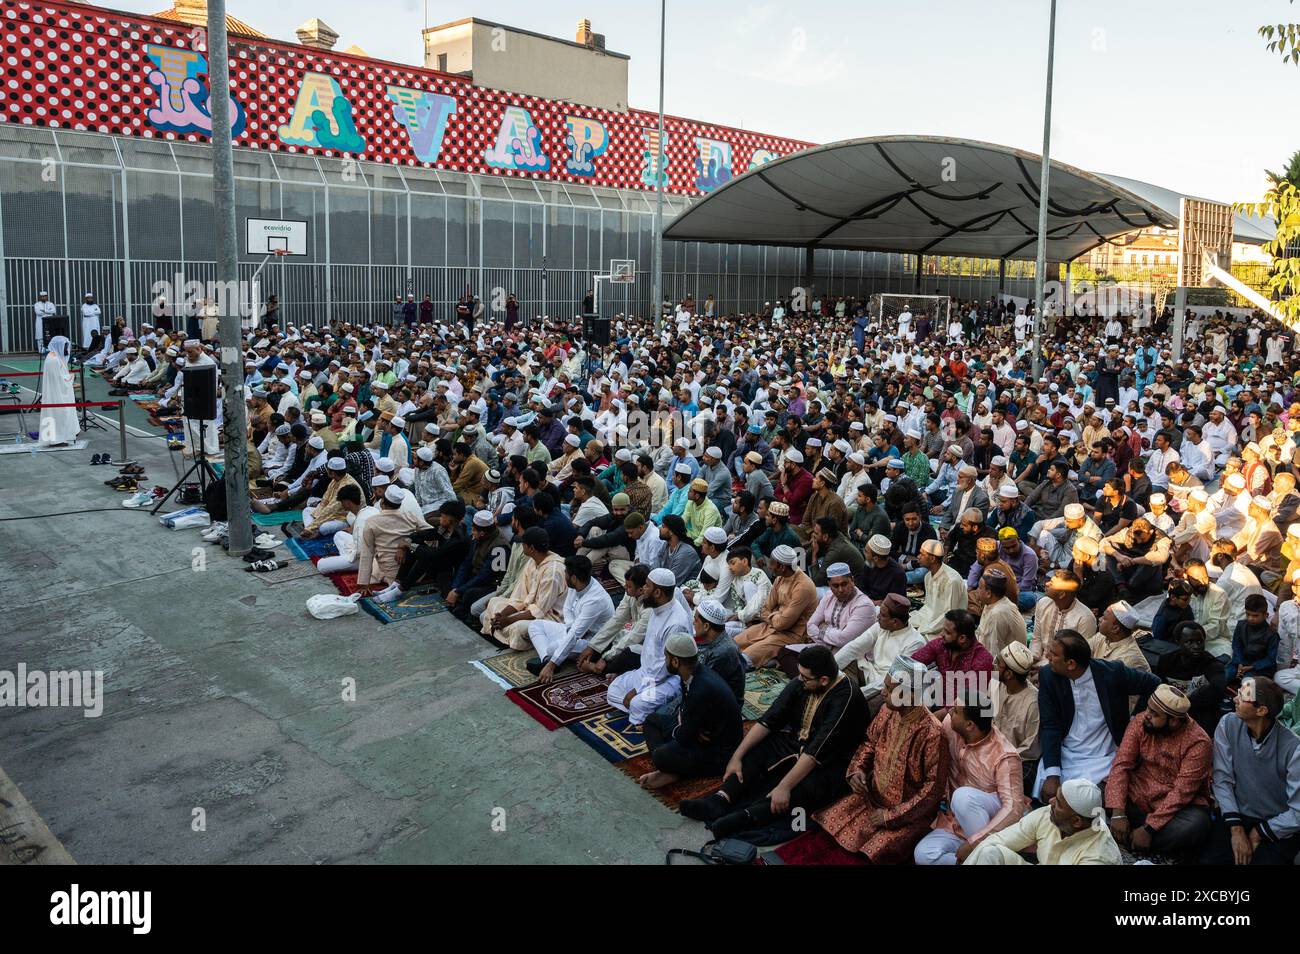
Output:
[{"xmin": 117, "ymin": 399, "xmax": 127, "ymax": 463}]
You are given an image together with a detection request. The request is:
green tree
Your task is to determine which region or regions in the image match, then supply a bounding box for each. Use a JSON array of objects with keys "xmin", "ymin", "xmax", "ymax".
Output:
[{"xmin": 1236, "ymin": 4, "xmax": 1300, "ymax": 321}]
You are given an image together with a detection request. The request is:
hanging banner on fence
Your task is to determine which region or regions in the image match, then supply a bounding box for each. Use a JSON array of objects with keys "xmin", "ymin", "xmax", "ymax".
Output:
[{"xmin": 0, "ymin": 0, "xmax": 812, "ymax": 197}]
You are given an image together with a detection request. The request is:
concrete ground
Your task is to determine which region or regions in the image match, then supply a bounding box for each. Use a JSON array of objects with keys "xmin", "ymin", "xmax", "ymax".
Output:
[{"xmin": 0, "ymin": 357, "xmax": 708, "ymax": 864}]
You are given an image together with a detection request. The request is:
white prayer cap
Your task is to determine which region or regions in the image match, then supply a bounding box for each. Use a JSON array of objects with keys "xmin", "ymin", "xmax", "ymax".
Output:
[
  {"xmin": 886, "ymin": 457, "xmax": 904, "ymax": 469},
  {"xmin": 770, "ymin": 544, "xmax": 799, "ymax": 565},
  {"xmin": 395, "ymin": 467, "xmax": 413, "ymax": 486},
  {"xmin": 343, "ymin": 406, "xmax": 357, "ymax": 415},
  {"xmin": 327, "ymin": 457, "xmax": 347, "ymax": 471},
  {"xmin": 275, "ymin": 424, "xmax": 291, "ymax": 436},
  {"xmin": 391, "ymin": 416, "xmax": 407, "ymax": 428},
  {"xmin": 1108, "ymin": 600, "xmax": 1140, "ymax": 629},
  {"xmin": 299, "ymin": 369, "xmax": 312, "ymax": 378},
  {"xmin": 376, "ymin": 459, "xmax": 396, "ymax": 473},
  {"xmin": 674, "ymin": 462, "xmax": 693, "ymax": 477},
  {"xmin": 472, "ymin": 510, "xmax": 494, "ymax": 528},
  {"xmin": 704, "ymin": 445, "xmax": 722, "ymax": 459},
  {"xmin": 991, "ymin": 455, "xmax": 1007, "ymax": 467},
  {"xmin": 648, "ymin": 567, "xmax": 677, "ymax": 588},
  {"xmin": 370, "ymin": 474, "xmax": 390, "ymax": 488},
  {"xmin": 1060, "ymin": 778, "xmax": 1106, "ymax": 830},
  {"xmin": 384, "ymin": 485, "xmax": 406, "ymax": 504},
  {"xmin": 848, "ymin": 451, "xmax": 865, "ymax": 465},
  {"xmin": 786, "ymin": 449, "xmax": 804, "ymax": 464},
  {"xmin": 372, "ymin": 381, "xmax": 389, "ymax": 390},
  {"xmin": 1189, "ymin": 488, "xmax": 1209, "ymax": 505},
  {"xmin": 307, "ymin": 436, "xmax": 325, "ymax": 450},
  {"xmin": 920, "ymin": 539, "xmax": 944, "ymax": 558},
  {"xmin": 183, "ymin": 339, "xmax": 200, "ymax": 347},
  {"xmin": 1063, "ymin": 503, "xmax": 1085, "ymax": 520},
  {"xmin": 1000, "ymin": 641, "xmax": 1034, "ymax": 675},
  {"xmin": 415, "ymin": 446, "xmax": 434, "ymax": 462},
  {"xmin": 806, "ymin": 438, "xmax": 823, "ymax": 448},
  {"xmin": 696, "ymin": 599, "xmax": 728, "ymax": 626},
  {"xmin": 1225, "ymin": 473, "xmax": 1247, "ymax": 492},
  {"xmin": 564, "ymin": 434, "xmax": 580, "ymax": 447},
  {"xmin": 703, "ymin": 526, "xmax": 728, "ymax": 546},
  {"xmin": 424, "ymin": 423, "xmax": 439, "ymax": 434},
  {"xmin": 1251, "ymin": 495, "xmax": 1273, "ymax": 512},
  {"xmin": 887, "ymin": 654, "xmax": 927, "ymax": 682},
  {"xmin": 867, "ymin": 534, "xmax": 892, "ymax": 556},
  {"xmin": 849, "ymin": 421, "xmax": 865, "ymax": 431},
  {"xmin": 999, "ymin": 485, "xmax": 1021, "ymax": 500},
  {"xmin": 38, "ymin": 289, "xmax": 47, "ymax": 295},
  {"xmin": 615, "ymin": 448, "xmax": 632, "ymax": 462},
  {"xmin": 1149, "ymin": 492, "xmax": 1166, "ymax": 506},
  {"xmin": 674, "ymin": 437, "xmax": 689, "ymax": 449},
  {"xmin": 311, "ymin": 411, "xmax": 328, "ymax": 424},
  {"xmin": 341, "ymin": 383, "xmax": 355, "ymax": 394},
  {"xmin": 826, "ymin": 562, "xmax": 852, "ymax": 578}
]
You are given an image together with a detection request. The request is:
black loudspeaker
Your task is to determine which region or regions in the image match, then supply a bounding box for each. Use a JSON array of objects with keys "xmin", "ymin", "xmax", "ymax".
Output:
[
  {"xmin": 581, "ymin": 313, "xmax": 611, "ymax": 346},
  {"xmin": 42, "ymin": 314, "xmax": 68, "ymax": 348},
  {"xmin": 182, "ymin": 365, "xmax": 219, "ymax": 420}
]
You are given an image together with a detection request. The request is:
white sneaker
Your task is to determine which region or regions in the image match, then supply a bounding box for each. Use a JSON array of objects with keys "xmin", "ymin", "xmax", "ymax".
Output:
[
  {"xmin": 121, "ymin": 490, "xmax": 152, "ymax": 509},
  {"xmin": 201, "ymin": 521, "xmax": 228, "ymax": 542},
  {"xmin": 253, "ymin": 532, "xmax": 282, "ymax": 549}
]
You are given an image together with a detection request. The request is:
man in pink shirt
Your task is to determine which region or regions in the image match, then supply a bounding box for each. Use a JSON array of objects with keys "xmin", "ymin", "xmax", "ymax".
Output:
[{"xmin": 914, "ymin": 693, "xmax": 1027, "ymax": 865}]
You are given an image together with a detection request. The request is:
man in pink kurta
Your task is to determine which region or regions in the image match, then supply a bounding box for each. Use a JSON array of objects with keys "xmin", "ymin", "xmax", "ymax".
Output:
[{"xmin": 913, "ymin": 697, "xmax": 1026, "ymax": 864}]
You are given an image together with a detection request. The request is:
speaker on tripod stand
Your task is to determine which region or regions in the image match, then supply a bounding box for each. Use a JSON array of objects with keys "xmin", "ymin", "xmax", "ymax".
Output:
[
  {"xmin": 152, "ymin": 365, "xmax": 220, "ymax": 514},
  {"xmin": 580, "ymin": 313, "xmax": 611, "ymax": 347}
]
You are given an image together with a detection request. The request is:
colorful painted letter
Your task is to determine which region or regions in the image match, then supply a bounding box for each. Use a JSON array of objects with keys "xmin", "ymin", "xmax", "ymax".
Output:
[
  {"xmin": 144, "ymin": 44, "xmax": 246, "ymax": 137},
  {"xmin": 387, "ymin": 86, "xmax": 457, "ymax": 164},
  {"xmin": 277, "ymin": 72, "xmax": 367, "ymax": 154},
  {"xmin": 484, "ymin": 106, "xmax": 550, "ymax": 172},
  {"xmin": 694, "ymin": 138, "xmax": 733, "ymax": 192},
  {"xmin": 641, "ymin": 128, "xmax": 669, "ymax": 188},
  {"xmin": 563, "ymin": 116, "xmax": 608, "ymax": 176}
]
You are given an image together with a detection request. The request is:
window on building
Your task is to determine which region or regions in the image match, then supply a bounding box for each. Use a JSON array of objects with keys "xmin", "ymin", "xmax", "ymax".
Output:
[{"xmin": 437, "ymin": 53, "xmax": 448, "ymax": 72}]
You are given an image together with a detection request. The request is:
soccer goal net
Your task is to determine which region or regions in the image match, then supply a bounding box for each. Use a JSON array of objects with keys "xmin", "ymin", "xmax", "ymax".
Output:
[{"xmin": 877, "ymin": 294, "xmax": 952, "ymax": 339}]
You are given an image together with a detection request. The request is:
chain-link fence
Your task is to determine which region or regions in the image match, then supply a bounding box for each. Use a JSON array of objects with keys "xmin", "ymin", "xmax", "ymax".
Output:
[{"xmin": 0, "ymin": 123, "xmax": 1040, "ymax": 352}]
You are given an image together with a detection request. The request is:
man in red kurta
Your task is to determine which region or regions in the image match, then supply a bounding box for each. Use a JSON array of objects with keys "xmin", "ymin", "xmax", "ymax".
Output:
[{"xmin": 813, "ymin": 659, "xmax": 950, "ymax": 863}]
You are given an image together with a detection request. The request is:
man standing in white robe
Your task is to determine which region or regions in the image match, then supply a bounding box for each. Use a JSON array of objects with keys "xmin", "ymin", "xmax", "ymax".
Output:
[
  {"xmin": 606, "ymin": 567, "xmax": 692, "ymax": 726},
  {"xmin": 38, "ymin": 336, "xmax": 80, "ymax": 446},
  {"xmin": 80, "ymin": 293, "xmax": 101, "ymax": 350},
  {"xmin": 33, "ymin": 291, "xmax": 55, "ymax": 354},
  {"xmin": 180, "ymin": 340, "xmax": 221, "ymax": 461}
]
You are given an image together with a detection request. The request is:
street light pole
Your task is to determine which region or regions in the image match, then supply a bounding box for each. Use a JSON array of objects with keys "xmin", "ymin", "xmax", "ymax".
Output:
[
  {"xmin": 650, "ymin": 0, "xmax": 666, "ymax": 332},
  {"xmin": 1031, "ymin": 0, "xmax": 1057, "ymax": 381},
  {"xmin": 208, "ymin": 0, "xmax": 251, "ymax": 554}
]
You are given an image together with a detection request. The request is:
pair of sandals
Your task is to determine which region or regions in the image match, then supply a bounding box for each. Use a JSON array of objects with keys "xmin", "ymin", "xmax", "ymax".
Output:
[
  {"xmin": 244, "ymin": 559, "xmax": 288, "ymax": 573},
  {"xmin": 118, "ymin": 463, "xmax": 145, "ymax": 476}
]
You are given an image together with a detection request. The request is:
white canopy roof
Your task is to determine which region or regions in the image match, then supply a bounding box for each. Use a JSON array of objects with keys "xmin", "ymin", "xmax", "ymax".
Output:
[{"xmin": 665, "ymin": 135, "xmax": 1265, "ymax": 262}]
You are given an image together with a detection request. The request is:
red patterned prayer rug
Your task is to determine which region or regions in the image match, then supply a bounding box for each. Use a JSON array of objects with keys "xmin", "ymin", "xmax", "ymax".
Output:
[
  {"xmin": 767, "ymin": 827, "xmax": 868, "ymax": 866},
  {"xmin": 614, "ymin": 753, "xmax": 722, "ymax": 811},
  {"xmin": 506, "ymin": 671, "xmax": 615, "ymax": 730}
]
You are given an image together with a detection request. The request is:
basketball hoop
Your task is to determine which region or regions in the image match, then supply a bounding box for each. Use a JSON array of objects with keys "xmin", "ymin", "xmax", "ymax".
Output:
[{"xmin": 273, "ymin": 249, "xmax": 290, "ymax": 257}]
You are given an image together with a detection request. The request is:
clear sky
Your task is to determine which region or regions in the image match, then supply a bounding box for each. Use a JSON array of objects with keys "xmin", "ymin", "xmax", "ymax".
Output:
[{"xmin": 102, "ymin": 0, "xmax": 1295, "ymax": 202}]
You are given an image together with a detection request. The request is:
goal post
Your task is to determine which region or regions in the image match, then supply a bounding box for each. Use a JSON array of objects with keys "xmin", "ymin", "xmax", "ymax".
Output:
[{"xmin": 877, "ymin": 294, "xmax": 951, "ymax": 336}]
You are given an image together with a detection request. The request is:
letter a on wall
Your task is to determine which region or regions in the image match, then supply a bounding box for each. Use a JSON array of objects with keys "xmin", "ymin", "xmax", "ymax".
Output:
[
  {"xmin": 387, "ymin": 86, "xmax": 457, "ymax": 164},
  {"xmin": 278, "ymin": 72, "xmax": 367, "ymax": 154},
  {"xmin": 484, "ymin": 105, "xmax": 550, "ymax": 173}
]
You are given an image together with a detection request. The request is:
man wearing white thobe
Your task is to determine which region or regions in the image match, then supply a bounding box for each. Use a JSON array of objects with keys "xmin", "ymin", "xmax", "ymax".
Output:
[
  {"xmin": 80, "ymin": 294, "xmax": 102, "ymax": 349},
  {"xmin": 607, "ymin": 568, "xmax": 692, "ymax": 725},
  {"xmin": 528, "ymin": 561, "xmax": 616, "ymax": 680},
  {"xmin": 33, "ymin": 292, "xmax": 55, "ymax": 353},
  {"xmin": 38, "ymin": 336, "xmax": 80, "ymax": 445}
]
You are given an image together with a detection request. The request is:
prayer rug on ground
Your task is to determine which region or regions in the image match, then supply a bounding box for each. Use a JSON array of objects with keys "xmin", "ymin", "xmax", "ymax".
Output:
[
  {"xmin": 505, "ymin": 671, "xmax": 614, "ymax": 730},
  {"xmin": 286, "ymin": 536, "xmax": 339, "ymax": 561},
  {"xmin": 764, "ymin": 827, "xmax": 867, "ymax": 866},
  {"xmin": 253, "ymin": 509, "xmax": 303, "ymax": 527},
  {"xmin": 252, "ymin": 561, "xmax": 320, "ymax": 585},
  {"xmin": 569, "ymin": 710, "xmax": 646, "ymax": 763},
  {"xmin": 470, "ymin": 650, "xmax": 536, "ymax": 689},
  {"xmin": 359, "ymin": 586, "xmax": 448, "ymax": 624},
  {"xmin": 614, "ymin": 753, "xmax": 722, "ymax": 811},
  {"xmin": 742, "ymin": 667, "xmax": 790, "ymax": 720},
  {"xmin": 324, "ymin": 570, "xmax": 359, "ymax": 595}
]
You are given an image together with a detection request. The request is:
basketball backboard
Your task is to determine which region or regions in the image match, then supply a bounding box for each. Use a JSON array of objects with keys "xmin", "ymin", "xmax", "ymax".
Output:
[
  {"xmin": 246, "ymin": 218, "xmax": 308, "ymax": 256},
  {"xmin": 609, "ymin": 259, "xmax": 635, "ymax": 284}
]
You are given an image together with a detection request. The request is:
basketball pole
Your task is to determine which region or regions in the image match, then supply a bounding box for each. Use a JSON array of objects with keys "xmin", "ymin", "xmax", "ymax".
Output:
[
  {"xmin": 650, "ymin": 0, "xmax": 666, "ymax": 333},
  {"xmin": 208, "ymin": 0, "xmax": 251, "ymax": 554}
]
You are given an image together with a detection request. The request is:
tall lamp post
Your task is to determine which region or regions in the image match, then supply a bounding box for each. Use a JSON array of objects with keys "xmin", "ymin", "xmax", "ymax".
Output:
[
  {"xmin": 208, "ymin": 0, "xmax": 251, "ymax": 555},
  {"xmin": 1031, "ymin": 0, "xmax": 1058, "ymax": 381},
  {"xmin": 650, "ymin": 0, "xmax": 666, "ymax": 331}
]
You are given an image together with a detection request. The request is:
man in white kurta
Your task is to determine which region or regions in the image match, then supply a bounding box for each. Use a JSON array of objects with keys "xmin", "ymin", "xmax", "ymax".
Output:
[
  {"xmin": 80, "ymin": 293, "xmax": 101, "ymax": 349},
  {"xmin": 528, "ymin": 559, "xmax": 615, "ymax": 680},
  {"xmin": 33, "ymin": 292, "xmax": 55, "ymax": 353},
  {"xmin": 834, "ymin": 592, "xmax": 925, "ymax": 694},
  {"xmin": 607, "ymin": 567, "xmax": 693, "ymax": 725},
  {"xmin": 38, "ymin": 336, "xmax": 80, "ymax": 446},
  {"xmin": 179, "ymin": 342, "xmax": 221, "ymax": 460},
  {"xmin": 908, "ymin": 540, "xmax": 967, "ymax": 637},
  {"xmin": 965, "ymin": 778, "xmax": 1121, "ymax": 865}
]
